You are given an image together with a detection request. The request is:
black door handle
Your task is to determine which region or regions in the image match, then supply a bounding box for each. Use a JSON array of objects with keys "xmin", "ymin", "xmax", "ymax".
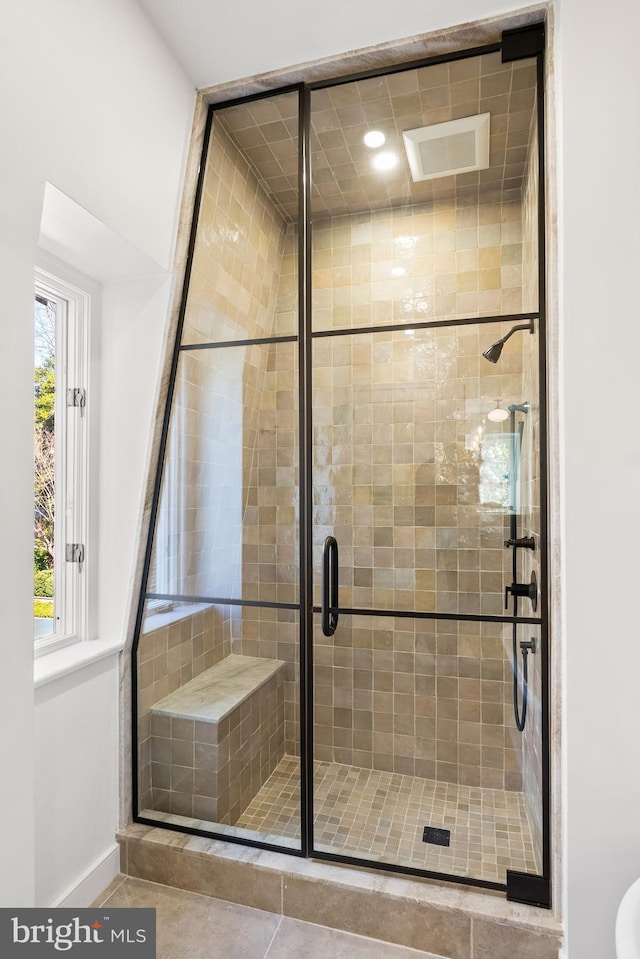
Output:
[{"xmin": 321, "ymin": 536, "xmax": 339, "ymax": 637}]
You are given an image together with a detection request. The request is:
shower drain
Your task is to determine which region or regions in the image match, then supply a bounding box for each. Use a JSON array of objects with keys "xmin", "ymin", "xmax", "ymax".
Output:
[{"xmin": 422, "ymin": 826, "xmax": 451, "ymax": 847}]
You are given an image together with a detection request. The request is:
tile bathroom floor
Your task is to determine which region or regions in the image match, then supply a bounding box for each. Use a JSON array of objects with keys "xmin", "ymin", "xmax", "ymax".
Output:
[
  {"xmin": 94, "ymin": 875, "xmax": 443, "ymax": 959},
  {"xmin": 236, "ymin": 757, "xmax": 539, "ymax": 883}
]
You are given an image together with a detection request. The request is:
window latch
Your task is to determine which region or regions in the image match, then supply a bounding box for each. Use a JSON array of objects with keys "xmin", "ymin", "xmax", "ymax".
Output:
[
  {"xmin": 67, "ymin": 387, "xmax": 86, "ymax": 417},
  {"xmin": 65, "ymin": 543, "xmax": 85, "ymax": 572}
]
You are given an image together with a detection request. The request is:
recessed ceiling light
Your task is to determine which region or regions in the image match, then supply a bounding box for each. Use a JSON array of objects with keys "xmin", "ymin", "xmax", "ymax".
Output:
[
  {"xmin": 371, "ymin": 151, "xmax": 399, "ymax": 172},
  {"xmin": 364, "ymin": 130, "xmax": 386, "ymax": 148}
]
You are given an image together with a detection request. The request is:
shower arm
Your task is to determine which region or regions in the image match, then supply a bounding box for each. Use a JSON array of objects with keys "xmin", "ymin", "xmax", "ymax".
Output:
[
  {"xmin": 499, "ymin": 321, "xmax": 534, "ymax": 347},
  {"xmin": 482, "ymin": 319, "xmax": 534, "ymax": 364}
]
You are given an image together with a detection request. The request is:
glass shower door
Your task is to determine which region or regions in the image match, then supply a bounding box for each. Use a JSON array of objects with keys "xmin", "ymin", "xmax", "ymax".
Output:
[
  {"xmin": 308, "ymin": 49, "xmax": 545, "ymax": 887},
  {"xmin": 310, "ymin": 324, "xmax": 542, "ymax": 883}
]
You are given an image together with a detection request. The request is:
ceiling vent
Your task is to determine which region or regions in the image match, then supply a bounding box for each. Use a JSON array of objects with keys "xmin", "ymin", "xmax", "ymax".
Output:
[{"xmin": 402, "ymin": 113, "xmax": 491, "ymax": 182}]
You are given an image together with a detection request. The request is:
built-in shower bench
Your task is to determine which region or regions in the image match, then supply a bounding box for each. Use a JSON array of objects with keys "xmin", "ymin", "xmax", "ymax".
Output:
[{"xmin": 149, "ymin": 654, "xmax": 286, "ymax": 824}]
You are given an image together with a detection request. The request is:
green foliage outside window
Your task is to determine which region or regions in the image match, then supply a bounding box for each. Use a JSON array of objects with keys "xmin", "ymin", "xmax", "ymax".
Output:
[
  {"xmin": 34, "ymin": 296, "xmax": 56, "ymax": 625},
  {"xmin": 34, "ymin": 569, "xmax": 54, "ymax": 597}
]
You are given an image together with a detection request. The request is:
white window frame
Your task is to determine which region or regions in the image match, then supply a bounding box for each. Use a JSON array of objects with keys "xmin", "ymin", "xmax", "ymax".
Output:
[{"xmin": 34, "ymin": 266, "xmax": 90, "ymax": 656}]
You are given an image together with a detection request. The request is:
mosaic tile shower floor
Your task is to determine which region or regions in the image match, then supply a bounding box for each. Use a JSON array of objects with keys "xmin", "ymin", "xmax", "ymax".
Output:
[{"xmin": 235, "ymin": 757, "xmax": 540, "ymax": 884}]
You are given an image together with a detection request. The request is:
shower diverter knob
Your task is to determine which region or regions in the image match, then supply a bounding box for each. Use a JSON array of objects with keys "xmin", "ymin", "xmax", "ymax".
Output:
[{"xmin": 505, "ymin": 571, "xmax": 538, "ymax": 612}]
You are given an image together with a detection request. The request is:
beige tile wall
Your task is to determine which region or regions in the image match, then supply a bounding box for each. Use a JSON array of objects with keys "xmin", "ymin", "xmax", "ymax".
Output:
[
  {"xmin": 314, "ymin": 615, "xmax": 523, "ymax": 789},
  {"xmin": 309, "ymin": 197, "xmax": 524, "ymax": 332},
  {"xmin": 242, "ymin": 342, "xmax": 299, "ymax": 609},
  {"xmin": 182, "ymin": 115, "xmax": 292, "ymax": 346},
  {"xmin": 248, "ymin": 192, "xmax": 534, "ymax": 786},
  {"xmin": 140, "ymin": 86, "xmax": 543, "ymax": 807},
  {"xmin": 148, "ymin": 109, "xmax": 293, "ymax": 601},
  {"xmin": 233, "ymin": 607, "xmax": 300, "ymax": 758},
  {"xmin": 310, "ymin": 322, "xmax": 522, "ymax": 617}
]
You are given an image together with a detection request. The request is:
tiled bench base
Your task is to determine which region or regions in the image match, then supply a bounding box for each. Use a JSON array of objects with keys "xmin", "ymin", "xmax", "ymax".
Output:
[
  {"xmin": 118, "ymin": 824, "xmax": 563, "ymax": 959},
  {"xmin": 149, "ymin": 655, "xmax": 286, "ymax": 823}
]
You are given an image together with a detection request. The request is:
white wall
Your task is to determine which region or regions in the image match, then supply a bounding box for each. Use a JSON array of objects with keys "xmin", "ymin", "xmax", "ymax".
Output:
[
  {"xmin": 34, "ymin": 656, "xmax": 121, "ymax": 907},
  {"xmin": 557, "ymin": 0, "xmax": 640, "ymax": 956},
  {"xmin": 3, "ymin": 0, "xmax": 639, "ymax": 953},
  {"xmin": 99, "ymin": 274, "xmax": 175, "ymax": 644},
  {"xmin": 0, "ymin": 0, "xmax": 194, "ymax": 907}
]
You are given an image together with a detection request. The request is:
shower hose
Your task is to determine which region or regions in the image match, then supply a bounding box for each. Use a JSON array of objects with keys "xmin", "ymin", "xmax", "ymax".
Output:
[{"xmin": 513, "ymin": 624, "xmax": 530, "ymax": 733}]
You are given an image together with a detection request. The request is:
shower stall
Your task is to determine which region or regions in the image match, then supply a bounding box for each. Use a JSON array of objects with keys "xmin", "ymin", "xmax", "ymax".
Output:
[{"xmin": 132, "ymin": 24, "xmax": 549, "ymax": 907}]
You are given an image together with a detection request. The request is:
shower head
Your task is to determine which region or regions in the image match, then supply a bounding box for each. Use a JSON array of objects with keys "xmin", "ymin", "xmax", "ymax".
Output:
[
  {"xmin": 483, "ymin": 341, "xmax": 505, "ymax": 363},
  {"xmin": 482, "ymin": 319, "xmax": 535, "ymax": 363}
]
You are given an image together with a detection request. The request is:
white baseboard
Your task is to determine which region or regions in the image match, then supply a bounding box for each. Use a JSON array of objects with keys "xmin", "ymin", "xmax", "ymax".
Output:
[{"xmin": 51, "ymin": 843, "xmax": 120, "ymax": 908}]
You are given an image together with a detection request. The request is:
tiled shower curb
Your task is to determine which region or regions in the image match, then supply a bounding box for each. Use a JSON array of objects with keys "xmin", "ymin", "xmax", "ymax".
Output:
[{"xmin": 117, "ymin": 823, "xmax": 561, "ymax": 959}]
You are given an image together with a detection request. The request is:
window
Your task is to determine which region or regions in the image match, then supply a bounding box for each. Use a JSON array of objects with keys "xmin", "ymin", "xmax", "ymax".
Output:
[
  {"xmin": 478, "ymin": 430, "xmax": 521, "ymax": 512},
  {"xmin": 34, "ymin": 267, "xmax": 89, "ymax": 654}
]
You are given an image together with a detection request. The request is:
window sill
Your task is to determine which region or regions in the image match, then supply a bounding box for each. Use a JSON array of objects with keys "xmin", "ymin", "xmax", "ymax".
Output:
[{"xmin": 34, "ymin": 638, "xmax": 124, "ymax": 689}]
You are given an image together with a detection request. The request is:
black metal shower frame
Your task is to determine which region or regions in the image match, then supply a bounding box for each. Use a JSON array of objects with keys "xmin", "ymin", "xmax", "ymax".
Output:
[{"xmin": 131, "ymin": 24, "xmax": 550, "ymax": 908}]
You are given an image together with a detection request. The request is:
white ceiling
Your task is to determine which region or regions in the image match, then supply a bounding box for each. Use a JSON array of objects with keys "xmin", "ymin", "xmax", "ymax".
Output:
[{"xmin": 135, "ymin": 0, "xmax": 524, "ymax": 91}]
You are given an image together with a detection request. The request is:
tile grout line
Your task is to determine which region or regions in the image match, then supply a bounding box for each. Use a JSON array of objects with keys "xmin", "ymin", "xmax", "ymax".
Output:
[
  {"xmin": 116, "ymin": 870, "xmax": 281, "ymax": 914},
  {"xmin": 97, "ymin": 874, "xmax": 128, "ymax": 907},
  {"xmin": 262, "ymin": 915, "xmax": 284, "ymax": 959}
]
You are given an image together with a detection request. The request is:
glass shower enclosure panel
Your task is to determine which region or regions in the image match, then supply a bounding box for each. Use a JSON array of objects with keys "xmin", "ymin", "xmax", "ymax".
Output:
[
  {"xmin": 135, "ymin": 91, "xmax": 303, "ymax": 850},
  {"xmin": 132, "ymin": 33, "xmax": 549, "ymax": 900},
  {"xmin": 309, "ymin": 50, "xmax": 545, "ymax": 887},
  {"xmin": 309, "ymin": 323, "xmax": 544, "ymax": 884}
]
